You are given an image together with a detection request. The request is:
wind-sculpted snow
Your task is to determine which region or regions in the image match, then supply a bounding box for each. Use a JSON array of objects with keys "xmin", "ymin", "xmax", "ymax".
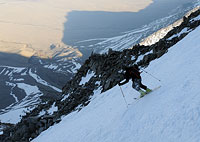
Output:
[{"xmin": 33, "ymin": 25, "xmax": 200, "ymax": 142}]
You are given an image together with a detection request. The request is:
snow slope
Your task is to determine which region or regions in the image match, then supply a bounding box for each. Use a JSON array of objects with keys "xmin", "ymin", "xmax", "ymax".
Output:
[{"xmin": 33, "ymin": 26, "xmax": 200, "ymax": 142}]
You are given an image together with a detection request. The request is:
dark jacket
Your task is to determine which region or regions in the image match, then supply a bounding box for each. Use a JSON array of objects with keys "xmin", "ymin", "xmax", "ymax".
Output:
[{"xmin": 119, "ymin": 66, "xmax": 141, "ymax": 86}]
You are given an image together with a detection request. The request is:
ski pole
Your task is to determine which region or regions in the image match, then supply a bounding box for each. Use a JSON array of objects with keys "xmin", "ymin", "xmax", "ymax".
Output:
[
  {"xmin": 140, "ymin": 68, "xmax": 161, "ymax": 82},
  {"xmin": 119, "ymin": 85, "xmax": 128, "ymax": 108}
]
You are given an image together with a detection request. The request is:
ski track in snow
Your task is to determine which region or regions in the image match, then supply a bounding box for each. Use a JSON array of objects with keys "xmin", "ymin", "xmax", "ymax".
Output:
[{"xmin": 33, "ymin": 26, "xmax": 200, "ymax": 142}]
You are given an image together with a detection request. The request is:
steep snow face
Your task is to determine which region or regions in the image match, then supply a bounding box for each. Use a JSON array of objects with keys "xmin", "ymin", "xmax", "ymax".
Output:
[{"xmin": 33, "ymin": 26, "xmax": 200, "ymax": 142}]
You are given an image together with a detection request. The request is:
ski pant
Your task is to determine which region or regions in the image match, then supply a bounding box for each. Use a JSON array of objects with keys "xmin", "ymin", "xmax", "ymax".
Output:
[{"xmin": 132, "ymin": 78, "xmax": 147, "ymax": 91}]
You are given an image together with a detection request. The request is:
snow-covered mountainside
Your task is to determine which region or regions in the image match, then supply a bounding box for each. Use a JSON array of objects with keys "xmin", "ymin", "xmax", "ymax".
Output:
[
  {"xmin": 33, "ymin": 19, "xmax": 200, "ymax": 142},
  {"xmin": 0, "ymin": 7, "xmax": 199, "ymax": 142}
]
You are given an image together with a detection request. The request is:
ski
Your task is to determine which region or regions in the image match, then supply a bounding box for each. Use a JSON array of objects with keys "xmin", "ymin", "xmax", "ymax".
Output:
[{"xmin": 134, "ymin": 86, "xmax": 161, "ymax": 100}]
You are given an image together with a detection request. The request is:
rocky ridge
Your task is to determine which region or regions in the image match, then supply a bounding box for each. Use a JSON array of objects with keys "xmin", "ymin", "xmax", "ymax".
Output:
[{"xmin": 0, "ymin": 7, "xmax": 200, "ymax": 142}]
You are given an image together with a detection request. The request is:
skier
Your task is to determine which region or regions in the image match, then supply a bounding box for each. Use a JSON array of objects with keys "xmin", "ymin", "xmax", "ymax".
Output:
[{"xmin": 118, "ymin": 64, "xmax": 152, "ymax": 97}]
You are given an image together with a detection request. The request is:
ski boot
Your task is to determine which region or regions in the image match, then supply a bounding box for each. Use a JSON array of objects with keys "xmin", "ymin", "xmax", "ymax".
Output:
[
  {"xmin": 146, "ymin": 88, "xmax": 152, "ymax": 94},
  {"xmin": 139, "ymin": 90, "xmax": 146, "ymax": 98}
]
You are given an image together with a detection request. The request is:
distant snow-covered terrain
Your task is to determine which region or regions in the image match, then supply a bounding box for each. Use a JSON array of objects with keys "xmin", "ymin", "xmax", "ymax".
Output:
[
  {"xmin": 78, "ymin": 2, "xmax": 198, "ymax": 54},
  {"xmin": 0, "ymin": 47, "xmax": 82, "ymax": 124},
  {"xmin": 33, "ymin": 23, "xmax": 200, "ymax": 142}
]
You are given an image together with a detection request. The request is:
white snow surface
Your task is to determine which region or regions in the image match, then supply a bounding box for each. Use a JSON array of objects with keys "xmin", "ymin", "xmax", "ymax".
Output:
[
  {"xmin": 61, "ymin": 94, "xmax": 70, "ymax": 102},
  {"xmin": 79, "ymin": 71, "xmax": 95, "ymax": 85},
  {"xmin": 17, "ymin": 83, "xmax": 40, "ymax": 96},
  {"xmin": 0, "ymin": 108, "xmax": 27, "ymax": 124},
  {"xmin": 0, "ymin": 83, "xmax": 42, "ymax": 124},
  {"xmin": 44, "ymin": 64, "xmax": 58, "ymax": 70},
  {"xmin": 0, "ymin": 131, "xmax": 3, "ymax": 135},
  {"xmin": 33, "ymin": 26, "xmax": 200, "ymax": 142},
  {"xmin": 71, "ymin": 60, "xmax": 81, "ymax": 73},
  {"xmin": 0, "ymin": 94, "xmax": 40, "ymax": 124},
  {"xmin": 6, "ymin": 82, "xmax": 19, "ymax": 102},
  {"xmin": 47, "ymin": 102, "xmax": 58, "ymax": 115},
  {"xmin": 29, "ymin": 69, "xmax": 61, "ymax": 92},
  {"xmin": 38, "ymin": 110, "xmax": 46, "ymax": 117},
  {"xmin": 167, "ymin": 28, "xmax": 191, "ymax": 40},
  {"xmin": 0, "ymin": 66, "xmax": 25, "ymax": 73}
]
